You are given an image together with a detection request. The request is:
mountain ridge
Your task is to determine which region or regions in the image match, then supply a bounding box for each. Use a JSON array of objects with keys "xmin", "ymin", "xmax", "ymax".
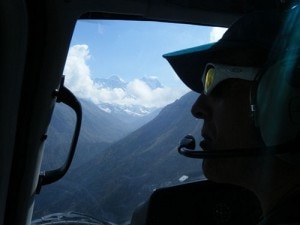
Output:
[{"xmin": 34, "ymin": 91, "xmax": 204, "ymax": 224}]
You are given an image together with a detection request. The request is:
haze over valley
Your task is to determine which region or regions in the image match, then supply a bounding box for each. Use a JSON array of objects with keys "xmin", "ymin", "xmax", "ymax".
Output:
[{"xmin": 34, "ymin": 90, "xmax": 204, "ymax": 224}]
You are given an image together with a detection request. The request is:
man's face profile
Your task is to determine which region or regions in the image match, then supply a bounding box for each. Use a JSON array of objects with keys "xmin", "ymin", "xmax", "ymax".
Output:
[{"xmin": 191, "ymin": 78, "xmax": 265, "ymax": 183}]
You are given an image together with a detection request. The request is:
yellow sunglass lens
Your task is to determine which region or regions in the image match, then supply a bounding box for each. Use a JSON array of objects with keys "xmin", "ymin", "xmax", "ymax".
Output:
[{"xmin": 204, "ymin": 68, "xmax": 215, "ymax": 93}]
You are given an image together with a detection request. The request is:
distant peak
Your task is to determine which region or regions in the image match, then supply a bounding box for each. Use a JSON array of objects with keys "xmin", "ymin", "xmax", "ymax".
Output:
[
  {"xmin": 109, "ymin": 75, "xmax": 126, "ymax": 83},
  {"xmin": 94, "ymin": 76, "xmax": 127, "ymax": 89},
  {"xmin": 141, "ymin": 76, "xmax": 163, "ymax": 89}
]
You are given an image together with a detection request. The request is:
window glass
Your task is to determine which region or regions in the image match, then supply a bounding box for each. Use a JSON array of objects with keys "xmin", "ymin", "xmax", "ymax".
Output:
[{"xmin": 33, "ymin": 20, "xmax": 226, "ymax": 224}]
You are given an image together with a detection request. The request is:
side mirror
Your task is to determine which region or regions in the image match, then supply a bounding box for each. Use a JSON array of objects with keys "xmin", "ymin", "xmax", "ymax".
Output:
[{"xmin": 36, "ymin": 77, "xmax": 82, "ymax": 194}]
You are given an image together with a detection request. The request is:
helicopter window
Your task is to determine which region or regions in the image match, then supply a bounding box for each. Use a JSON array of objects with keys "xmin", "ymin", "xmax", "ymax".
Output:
[{"xmin": 32, "ymin": 20, "xmax": 226, "ymax": 224}]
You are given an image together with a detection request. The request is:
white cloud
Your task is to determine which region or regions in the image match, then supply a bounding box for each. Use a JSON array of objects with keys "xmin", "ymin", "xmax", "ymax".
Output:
[
  {"xmin": 124, "ymin": 79, "xmax": 181, "ymax": 108},
  {"xmin": 210, "ymin": 27, "xmax": 227, "ymax": 42},
  {"xmin": 63, "ymin": 45, "xmax": 98, "ymax": 99},
  {"xmin": 63, "ymin": 44, "xmax": 185, "ymax": 110}
]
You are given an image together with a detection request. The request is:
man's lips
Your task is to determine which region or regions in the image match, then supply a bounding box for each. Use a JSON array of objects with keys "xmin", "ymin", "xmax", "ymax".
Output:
[
  {"xmin": 199, "ymin": 139, "xmax": 208, "ymax": 150},
  {"xmin": 200, "ymin": 130, "xmax": 215, "ymax": 150},
  {"xmin": 200, "ymin": 134, "xmax": 212, "ymax": 151}
]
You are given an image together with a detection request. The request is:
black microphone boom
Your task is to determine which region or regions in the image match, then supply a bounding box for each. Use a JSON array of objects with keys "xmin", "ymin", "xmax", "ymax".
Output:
[{"xmin": 178, "ymin": 135, "xmax": 295, "ymax": 159}]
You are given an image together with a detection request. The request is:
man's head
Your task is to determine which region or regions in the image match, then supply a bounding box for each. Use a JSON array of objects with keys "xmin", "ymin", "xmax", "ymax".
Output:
[
  {"xmin": 164, "ymin": 6, "xmax": 300, "ymax": 185},
  {"xmin": 164, "ymin": 7, "xmax": 300, "ymax": 151}
]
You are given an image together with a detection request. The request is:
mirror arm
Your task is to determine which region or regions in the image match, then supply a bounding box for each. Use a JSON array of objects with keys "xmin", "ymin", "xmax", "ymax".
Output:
[{"xmin": 36, "ymin": 77, "xmax": 82, "ymax": 194}]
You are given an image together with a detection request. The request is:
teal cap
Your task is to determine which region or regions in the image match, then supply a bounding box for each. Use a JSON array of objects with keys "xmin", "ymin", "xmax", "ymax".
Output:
[{"xmin": 163, "ymin": 10, "xmax": 284, "ymax": 93}]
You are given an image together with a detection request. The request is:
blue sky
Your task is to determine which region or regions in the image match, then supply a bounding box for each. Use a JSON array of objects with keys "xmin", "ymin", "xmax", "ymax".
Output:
[
  {"xmin": 70, "ymin": 20, "xmax": 212, "ymax": 86},
  {"xmin": 64, "ymin": 20, "xmax": 227, "ymax": 109}
]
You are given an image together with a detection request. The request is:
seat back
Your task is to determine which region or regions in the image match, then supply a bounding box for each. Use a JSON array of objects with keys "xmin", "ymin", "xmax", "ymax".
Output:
[{"xmin": 131, "ymin": 180, "xmax": 262, "ymax": 225}]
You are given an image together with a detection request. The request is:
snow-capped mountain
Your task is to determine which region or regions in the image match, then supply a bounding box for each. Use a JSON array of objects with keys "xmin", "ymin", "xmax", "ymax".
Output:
[
  {"xmin": 98, "ymin": 102, "xmax": 155, "ymax": 117},
  {"xmin": 94, "ymin": 75, "xmax": 127, "ymax": 89},
  {"xmin": 94, "ymin": 75, "xmax": 163, "ymax": 118},
  {"xmin": 95, "ymin": 75, "xmax": 163, "ymax": 91},
  {"xmin": 141, "ymin": 76, "xmax": 163, "ymax": 89}
]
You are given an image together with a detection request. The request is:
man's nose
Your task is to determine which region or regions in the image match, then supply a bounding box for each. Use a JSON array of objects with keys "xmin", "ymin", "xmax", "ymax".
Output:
[{"xmin": 191, "ymin": 93, "xmax": 208, "ymax": 119}]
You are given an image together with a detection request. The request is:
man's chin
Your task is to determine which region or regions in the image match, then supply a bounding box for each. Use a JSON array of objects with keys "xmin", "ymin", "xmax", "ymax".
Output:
[
  {"xmin": 201, "ymin": 157, "xmax": 235, "ymax": 183},
  {"xmin": 202, "ymin": 158, "xmax": 216, "ymax": 181}
]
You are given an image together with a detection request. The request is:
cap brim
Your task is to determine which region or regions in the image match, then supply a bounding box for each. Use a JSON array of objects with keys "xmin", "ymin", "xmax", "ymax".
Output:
[{"xmin": 163, "ymin": 43, "xmax": 216, "ymax": 93}]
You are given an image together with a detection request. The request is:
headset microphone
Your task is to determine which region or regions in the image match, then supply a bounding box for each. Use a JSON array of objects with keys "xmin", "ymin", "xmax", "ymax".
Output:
[{"xmin": 178, "ymin": 134, "xmax": 297, "ymax": 159}]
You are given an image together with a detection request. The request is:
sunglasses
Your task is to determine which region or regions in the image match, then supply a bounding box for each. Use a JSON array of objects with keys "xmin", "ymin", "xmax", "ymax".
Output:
[{"xmin": 202, "ymin": 63, "xmax": 259, "ymax": 95}]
